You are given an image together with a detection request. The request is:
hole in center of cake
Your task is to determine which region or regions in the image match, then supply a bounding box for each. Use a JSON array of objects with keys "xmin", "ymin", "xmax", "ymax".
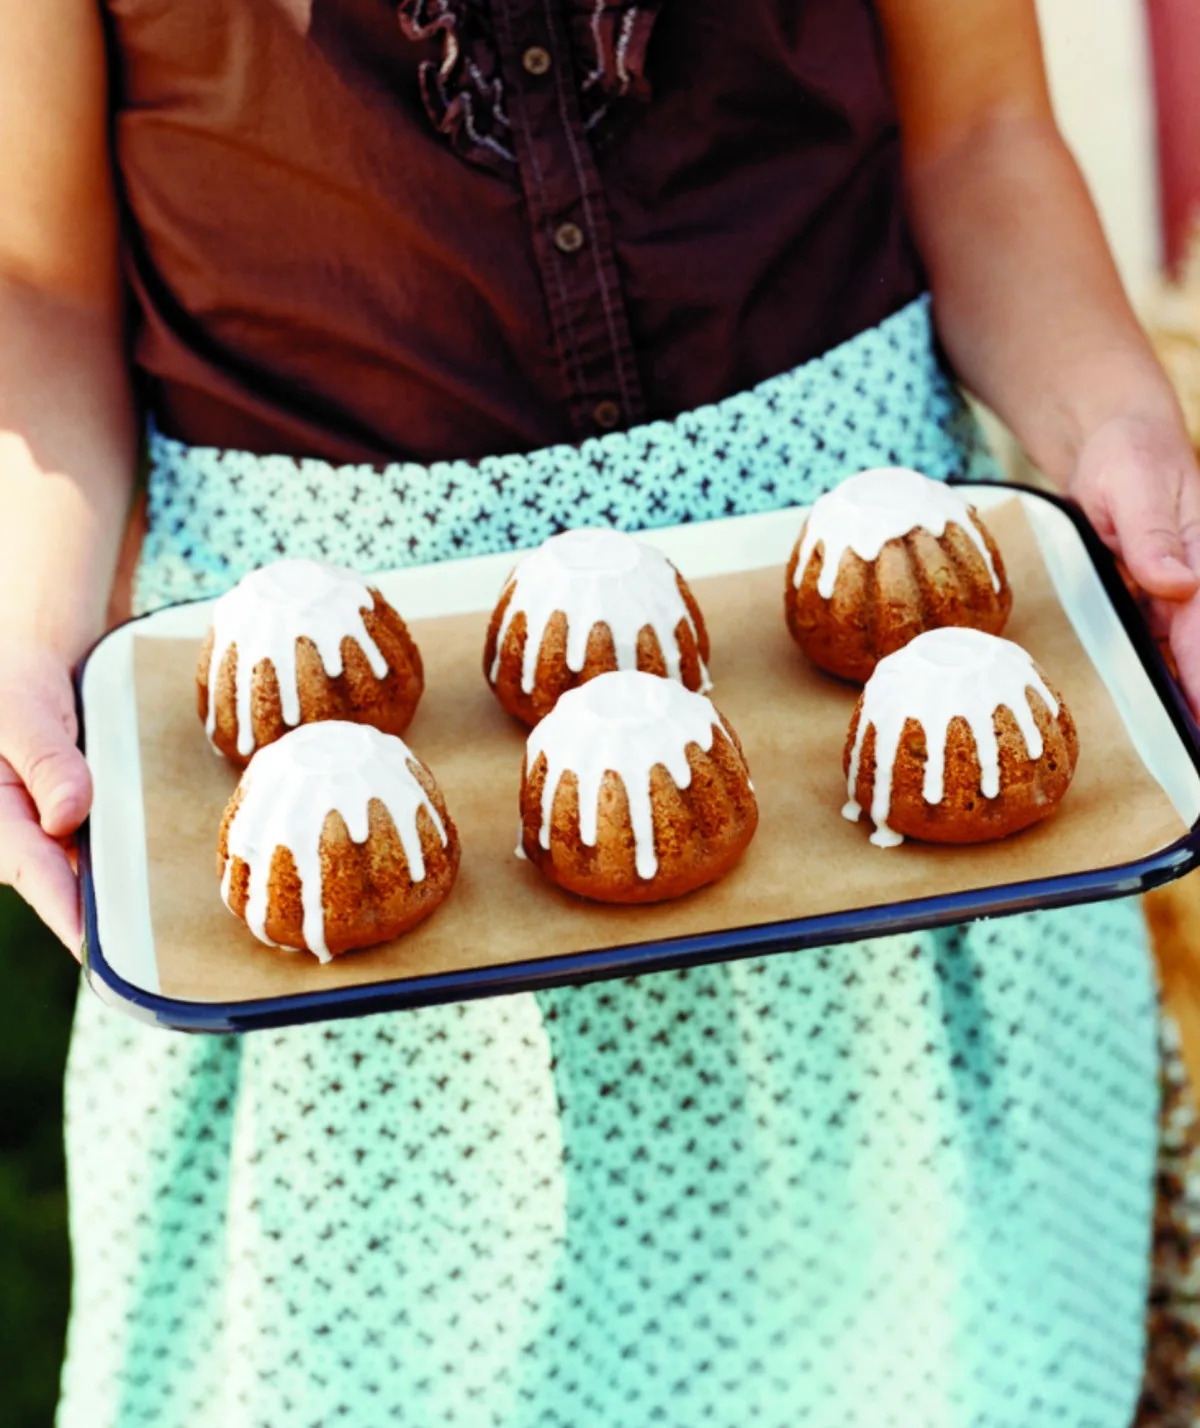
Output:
[
  {"xmin": 546, "ymin": 528, "xmax": 642, "ymax": 575},
  {"xmin": 836, "ymin": 466, "xmax": 960, "ymax": 518},
  {"xmin": 247, "ymin": 558, "xmax": 356, "ymax": 608},
  {"xmin": 579, "ymin": 669, "xmax": 681, "ymax": 724},
  {"xmin": 906, "ymin": 626, "xmax": 1002, "ymax": 671},
  {"xmin": 279, "ymin": 721, "xmax": 380, "ymax": 773}
]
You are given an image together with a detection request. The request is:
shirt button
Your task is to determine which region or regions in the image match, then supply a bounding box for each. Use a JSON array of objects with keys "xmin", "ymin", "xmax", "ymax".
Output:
[
  {"xmin": 554, "ymin": 222, "xmax": 585, "ymax": 255},
  {"xmin": 522, "ymin": 46, "xmax": 552, "ymax": 76},
  {"xmin": 593, "ymin": 400, "xmax": 622, "ymax": 431}
]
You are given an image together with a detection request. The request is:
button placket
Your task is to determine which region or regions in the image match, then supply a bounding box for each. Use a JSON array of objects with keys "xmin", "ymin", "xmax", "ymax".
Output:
[{"xmin": 491, "ymin": 0, "xmax": 645, "ymax": 441}]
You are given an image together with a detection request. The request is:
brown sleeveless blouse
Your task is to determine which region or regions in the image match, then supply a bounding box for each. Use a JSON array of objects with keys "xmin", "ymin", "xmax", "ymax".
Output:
[{"xmin": 102, "ymin": 0, "xmax": 923, "ymax": 464}]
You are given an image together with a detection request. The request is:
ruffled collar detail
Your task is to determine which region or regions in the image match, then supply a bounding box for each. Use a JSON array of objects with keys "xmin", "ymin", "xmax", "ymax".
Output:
[{"xmin": 397, "ymin": 1, "xmax": 663, "ymax": 174}]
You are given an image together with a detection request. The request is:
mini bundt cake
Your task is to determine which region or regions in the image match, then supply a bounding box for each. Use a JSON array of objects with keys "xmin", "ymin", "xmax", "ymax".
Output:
[
  {"xmin": 518, "ymin": 669, "xmax": 757, "ymax": 903},
  {"xmin": 842, "ymin": 627, "xmax": 1078, "ymax": 847},
  {"xmin": 484, "ymin": 528, "xmax": 710, "ymax": 726},
  {"xmin": 198, "ymin": 558, "xmax": 423, "ymax": 764},
  {"xmin": 218, "ymin": 721, "xmax": 459, "ymax": 960},
  {"xmin": 785, "ymin": 467, "xmax": 1012, "ymax": 682}
]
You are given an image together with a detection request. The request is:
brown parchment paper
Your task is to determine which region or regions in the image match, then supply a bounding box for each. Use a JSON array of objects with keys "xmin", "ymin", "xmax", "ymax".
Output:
[{"xmin": 132, "ymin": 501, "xmax": 1187, "ymax": 1004}]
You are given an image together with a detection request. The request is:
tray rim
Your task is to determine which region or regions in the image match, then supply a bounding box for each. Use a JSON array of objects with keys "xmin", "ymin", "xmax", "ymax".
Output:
[{"xmin": 74, "ymin": 480, "xmax": 1200, "ymax": 1034}]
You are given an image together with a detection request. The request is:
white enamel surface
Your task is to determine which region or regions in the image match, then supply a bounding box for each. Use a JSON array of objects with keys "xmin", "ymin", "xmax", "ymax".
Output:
[
  {"xmin": 488, "ymin": 528, "xmax": 710, "ymax": 695},
  {"xmin": 221, "ymin": 721, "xmax": 446, "ymax": 962},
  {"xmin": 205, "ymin": 558, "xmax": 388, "ymax": 757},
  {"xmin": 525, "ymin": 670, "xmax": 731, "ymax": 880},
  {"xmin": 794, "ymin": 467, "xmax": 1001, "ymax": 598},
  {"xmin": 82, "ymin": 487, "xmax": 1200, "ymax": 998},
  {"xmin": 843, "ymin": 628, "xmax": 1059, "ymax": 848}
]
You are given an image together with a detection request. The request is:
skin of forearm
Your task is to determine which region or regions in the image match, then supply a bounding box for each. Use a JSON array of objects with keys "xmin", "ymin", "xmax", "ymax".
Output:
[
  {"xmin": 0, "ymin": 274, "xmax": 137, "ymax": 663},
  {"xmin": 905, "ymin": 114, "xmax": 1186, "ymax": 486}
]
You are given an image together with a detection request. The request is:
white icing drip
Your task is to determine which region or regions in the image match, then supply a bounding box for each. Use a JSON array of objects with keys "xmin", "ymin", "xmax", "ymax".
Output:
[
  {"xmin": 221, "ymin": 721, "xmax": 447, "ymax": 961},
  {"xmin": 525, "ymin": 670, "xmax": 730, "ymax": 881},
  {"xmin": 793, "ymin": 467, "xmax": 1001, "ymax": 599},
  {"xmin": 205, "ymin": 558, "xmax": 389, "ymax": 758},
  {"xmin": 488, "ymin": 528, "xmax": 710, "ymax": 696},
  {"xmin": 843, "ymin": 628, "xmax": 1058, "ymax": 848}
]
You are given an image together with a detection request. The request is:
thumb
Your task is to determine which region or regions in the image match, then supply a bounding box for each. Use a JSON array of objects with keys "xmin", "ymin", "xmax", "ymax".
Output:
[
  {"xmin": 1104, "ymin": 477, "xmax": 1200, "ymax": 601},
  {"xmin": 0, "ymin": 694, "xmax": 92, "ymax": 839}
]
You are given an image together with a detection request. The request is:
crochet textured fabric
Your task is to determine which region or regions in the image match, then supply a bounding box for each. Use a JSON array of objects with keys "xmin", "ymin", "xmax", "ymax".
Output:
[{"xmin": 60, "ymin": 298, "xmax": 1160, "ymax": 1428}]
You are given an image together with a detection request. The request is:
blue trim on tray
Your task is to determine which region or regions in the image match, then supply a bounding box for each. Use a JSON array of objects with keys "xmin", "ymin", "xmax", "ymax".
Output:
[{"xmin": 73, "ymin": 482, "xmax": 1200, "ymax": 1035}]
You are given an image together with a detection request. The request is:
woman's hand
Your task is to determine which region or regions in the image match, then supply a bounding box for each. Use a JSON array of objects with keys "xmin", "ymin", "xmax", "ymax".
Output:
[
  {"xmin": 1068, "ymin": 411, "xmax": 1200, "ymax": 713},
  {"xmin": 0, "ymin": 0, "xmax": 140, "ymax": 958},
  {"xmin": 0, "ymin": 637, "xmax": 92, "ymax": 956}
]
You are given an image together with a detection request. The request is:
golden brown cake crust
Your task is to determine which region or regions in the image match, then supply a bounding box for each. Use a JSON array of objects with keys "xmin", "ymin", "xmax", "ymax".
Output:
[
  {"xmin": 484, "ymin": 571, "xmax": 710, "ymax": 726},
  {"xmin": 217, "ymin": 758, "xmax": 459, "ymax": 956},
  {"xmin": 785, "ymin": 512, "xmax": 1013, "ymax": 683},
  {"xmin": 198, "ymin": 590, "xmax": 424, "ymax": 765},
  {"xmin": 841, "ymin": 674, "xmax": 1079, "ymax": 844},
  {"xmin": 518, "ymin": 723, "xmax": 758, "ymax": 903}
]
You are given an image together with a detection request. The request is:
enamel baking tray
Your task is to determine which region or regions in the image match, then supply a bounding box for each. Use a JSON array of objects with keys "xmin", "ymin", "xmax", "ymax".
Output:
[{"xmin": 76, "ymin": 483, "xmax": 1200, "ymax": 1033}]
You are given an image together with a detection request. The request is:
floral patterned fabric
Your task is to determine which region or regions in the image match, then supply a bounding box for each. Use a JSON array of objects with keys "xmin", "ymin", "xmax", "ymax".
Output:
[
  {"xmin": 59, "ymin": 297, "xmax": 1168, "ymax": 1427},
  {"xmin": 1139, "ymin": 1015, "xmax": 1200, "ymax": 1426}
]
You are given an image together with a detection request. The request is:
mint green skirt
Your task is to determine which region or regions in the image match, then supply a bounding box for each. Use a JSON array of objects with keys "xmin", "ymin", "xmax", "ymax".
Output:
[{"xmin": 59, "ymin": 297, "xmax": 1159, "ymax": 1428}]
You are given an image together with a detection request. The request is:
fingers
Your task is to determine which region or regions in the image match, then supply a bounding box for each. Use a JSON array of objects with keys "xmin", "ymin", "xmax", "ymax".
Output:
[
  {"xmin": 1167, "ymin": 595, "xmax": 1200, "ymax": 721},
  {"xmin": 0, "ymin": 686, "xmax": 92, "ymax": 838},
  {"xmin": 0, "ymin": 772, "xmax": 82, "ymax": 956},
  {"xmin": 1145, "ymin": 597, "xmax": 1174, "ymax": 645},
  {"xmin": 1178, "ymin": 473, "xmax": 1200, "ymax": 578},
  {"xmin": 1073, "ymin": 415, "xmax": 1200, "ymax": 602},
  {"xmin": 1104, "ymin": 475, "xmax": 1200, "ymax": 601}
]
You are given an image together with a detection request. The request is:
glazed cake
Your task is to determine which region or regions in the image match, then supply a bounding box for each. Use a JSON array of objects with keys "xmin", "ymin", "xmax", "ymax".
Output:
[
  {"xmin": 218, "ymin": 721, "xmax": 459, "ymax": 959},
  {"xmin": 485, "ymin": 528, "xmax": 710, "ymax": 726},
  {"xmin": 198, "ymin": 558, "xmax": 423, "ymax": 764},
  {"xmin": 842, "ymin": 627, "xmax": 1078, "ymax": 847},
  {"xmin": 785, "ymin": 467, "xmax": 1012, "ymax": 682},
  {"xmin": 518, "ymin": 669, "xmax": 757, "ymax": 903}
]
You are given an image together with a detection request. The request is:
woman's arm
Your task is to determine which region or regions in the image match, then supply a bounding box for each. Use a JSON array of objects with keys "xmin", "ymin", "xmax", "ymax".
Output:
[
  {"xmin": 0, "ymin": 0, "xmax": 138, "ymax": 948},
  {"xmin": 876, "ymin": 0, "xmax": 1200, "ymax": 702}
]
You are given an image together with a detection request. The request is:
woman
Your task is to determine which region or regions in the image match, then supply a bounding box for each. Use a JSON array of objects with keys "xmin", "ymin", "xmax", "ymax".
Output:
[{"xmin": 3, "ymin": 1, "xmax": 1199, "ymax": 1424}]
